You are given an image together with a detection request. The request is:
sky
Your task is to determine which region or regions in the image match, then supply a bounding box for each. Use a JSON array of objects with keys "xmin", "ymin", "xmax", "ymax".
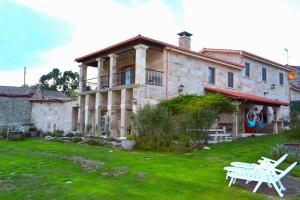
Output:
[{"xmin": 0, "ymin": 0, "xmax": 300, "ymax": 86}]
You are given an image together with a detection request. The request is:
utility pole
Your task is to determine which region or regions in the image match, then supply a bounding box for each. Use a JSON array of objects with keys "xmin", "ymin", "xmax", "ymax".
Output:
[{"xmin": 23, "ymin": 66, "xmax": 26, "ymax": 86}]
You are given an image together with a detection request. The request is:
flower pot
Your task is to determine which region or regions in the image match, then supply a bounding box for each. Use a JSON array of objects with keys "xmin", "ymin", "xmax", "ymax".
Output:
[{"xmin": 121, "ymin": 140, "xmax": 136, "ymax": 150}]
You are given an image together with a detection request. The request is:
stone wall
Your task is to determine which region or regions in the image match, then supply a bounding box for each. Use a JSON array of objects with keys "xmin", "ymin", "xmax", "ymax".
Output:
[
  {"xmin": 0, "ymin": 96, "xmax": 32, "ymax": 125},
  {"xmin": 31, "ymin": 99, "xmax": 77, "ymax": 132},
  {"xmin": 167, "ymin": 51, "xmax": 290, "ymax": 119},
  {"xmin": 291, "ymin": 89, "xmax": 300, "ymax": 101}
]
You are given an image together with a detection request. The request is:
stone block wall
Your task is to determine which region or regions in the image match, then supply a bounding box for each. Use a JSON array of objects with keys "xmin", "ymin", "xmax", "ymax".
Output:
[
  {"xmin": 31, "ymin": 99, "xmax": 77, "ymax": 132},
  {"xmin": 0, "ymin": 97, "xmax": 32, "ymax": 125}
]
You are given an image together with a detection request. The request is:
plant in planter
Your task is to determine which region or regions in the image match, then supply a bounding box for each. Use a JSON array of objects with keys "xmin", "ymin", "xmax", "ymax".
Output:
[
  {"xmin": 121, "ymin": 134, "xmax": 136, "ymax": 150},
  {"xmin": 29, "ymin": 126, "xmax": 40, "ymax": 137}
]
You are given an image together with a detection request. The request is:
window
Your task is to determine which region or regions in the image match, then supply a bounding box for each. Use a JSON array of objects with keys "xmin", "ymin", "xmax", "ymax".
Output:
[
  {"xmin": 279, "ymin": 72, "xmax": 284, "ymax": 86},
  {"xmin": 208, "ymin": 67, "xmax": 215, "ymax": 84},
  {"xmin": 228, "ymin": 72, "xmax": 234, "ymax": 88},
  {"xmin": 245, "ymin": 62, "xmax": 250, "ymax": 77},
  {"xmin": 262, "ymin": 67, "xmax": 267, "ymax": 82}
]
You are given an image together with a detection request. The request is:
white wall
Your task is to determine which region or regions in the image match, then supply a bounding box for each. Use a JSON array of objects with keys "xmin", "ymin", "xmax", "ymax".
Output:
[{"xmin": 31, "ymin": 99, "xmax": 77, "ymax": 132}]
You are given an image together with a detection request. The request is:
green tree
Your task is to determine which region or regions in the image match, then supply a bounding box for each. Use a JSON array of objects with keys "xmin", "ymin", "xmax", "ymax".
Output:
[{"xmin": 39, "ymin": 68, "xmax": 79, "ymax": 97}]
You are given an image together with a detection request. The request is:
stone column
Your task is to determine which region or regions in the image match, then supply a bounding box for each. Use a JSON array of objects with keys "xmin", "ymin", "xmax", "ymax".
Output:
[
  {"xmin": 120, "ymin": 89, "xmax": 128, "ymax": 138},
  {"xmin": 79, "ymin": 64, "xmax": 87, "ymax": 92},
  {"xmin": 96, "ymin": 58, "xmax": 105, "ymax": 90},
  {"xmin": 84, "ymin": 94, "xmax": 90, "ymax": 133},
  {"xmin": 108, "ymin": 54, "xmax": 118, "ymax": 87},
  {"xmin": 232, "ymin": 102, "xmax": 240, "ymax": 138},
  {"xmin": 95, "ymin": 92, "xmax": 102, "ymax": 135},
  {"xmin": 77, "ymin": 95, "xmax": 85, "ymax": 132},
  {"xmin": 273, "ymin": 107, "xmax": 280, "ymax": 134},
  {"xmin": 107, "ymin": 91, "xmax": 113, "ymax": 137},
  {"xmin": 134, "ymin": 44, "xmax": 149, "ymax": 85}
]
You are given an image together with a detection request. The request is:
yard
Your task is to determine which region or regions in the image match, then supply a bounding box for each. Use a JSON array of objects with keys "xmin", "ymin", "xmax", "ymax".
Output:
[{"xmin": 0, "ymin": 135, "xmax": 299, "ymax": 200}]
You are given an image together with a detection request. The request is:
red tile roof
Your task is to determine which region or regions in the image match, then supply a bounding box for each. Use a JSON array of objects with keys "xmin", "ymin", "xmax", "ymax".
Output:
[
  {"xmin": 75, "ymin": 35, "xmax": 244, "ymax": 69},
  {"xmin": 204, "ymin": 86, "xmax": 289, "ymax": 106},
  {"xmin": 200, "ymin": 48, "xmax": 290, "ymax": 71}
]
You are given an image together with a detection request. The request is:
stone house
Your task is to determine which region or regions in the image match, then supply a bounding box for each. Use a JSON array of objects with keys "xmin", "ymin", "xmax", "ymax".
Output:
[{"xmin": 75, "ymin": 32, "xmax": 290, "ymax": 138}]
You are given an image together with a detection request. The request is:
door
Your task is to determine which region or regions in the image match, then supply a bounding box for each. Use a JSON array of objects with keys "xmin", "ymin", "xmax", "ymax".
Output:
[{"xmin": 124, "ymin": 67, "xmax": 132, "ymax": 85}]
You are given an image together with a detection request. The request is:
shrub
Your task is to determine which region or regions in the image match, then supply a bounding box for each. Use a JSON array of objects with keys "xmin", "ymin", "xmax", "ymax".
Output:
[
  {"xmin": 282, "ymin": 127, "xmax": 300, "ymax": 143},
  {"xmin": 132, "ymin": 105, "xmax": 174, "ymax": 151},
  {"xmin": 159, "ymin": 94, "xmax": 235, "ymax": 114},
  {"xmin": 29, "ymin": 126, "xmax": 37, "ymax": 131},
  {"xmin": 132, "ymin": 105, "xmax": 218, "ymax": 152},
  {"xmin": 126, "ymin": 134, "xmax": 135, "ymax": 140},
  {"xmin": 71, "ymin": 136, "xmax": 82, "ymax": 143},
  {"xmin": 0, "ymin": 127, "xmax": 8, "ymax": 139},
  {"xmin": 85, "ymin": 124, "xmax": 93, "ymax": 134},
  {"xmin": 52, "ymin": 130, "xmax": 64, "ymax": 137},
  {"xmin": 86, "ymin": 139, "xmax": 103, "ymax": 146},
  {"xmin": 270, "ymin": 145, "xmax": 300, "ymax": 163}
]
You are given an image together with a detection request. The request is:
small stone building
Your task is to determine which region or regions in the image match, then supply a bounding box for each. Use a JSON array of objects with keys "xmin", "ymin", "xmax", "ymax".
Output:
[{"xmin": 0, "ymin": 85, "xmax": 76, "ymax": 132}]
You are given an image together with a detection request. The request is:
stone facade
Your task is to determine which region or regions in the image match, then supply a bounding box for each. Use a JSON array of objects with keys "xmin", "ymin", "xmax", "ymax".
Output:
[
  {"xmin": 31, "ymin": 99, "xmax": 77, "ymax": 132},
  {"xmin": 0, "ymin": 96, "xmax": 32, "ymax": 125},
  {"xmin": 76, "ymin": 34, "xmax": 291, "ymax": 137},
  {"xmin": 291, "ymin": 88, "xmax": 300, "ymax": 101}
]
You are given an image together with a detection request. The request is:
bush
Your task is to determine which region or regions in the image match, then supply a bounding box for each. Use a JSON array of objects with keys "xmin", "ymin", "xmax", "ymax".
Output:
[
  {"xmin": 52, "ymin": 130, "xmax": 64, "ymax": 137},
  {"xmin": 86, "ymin": 139, "xmax": 103, "ymax": 146},
  {"xmin": 29, "ymin": 126, "xmax": 37, "ymax": 131},
  {"xmin": 71, "ymin": 136, "xmax": 82, "ymax": 143},
  {"xmin": 85, "ymin": 124, "xmax": 93, "ymax": 134},
  {"xmin": 0, "ymin": 127, "xmax": 8, "ymax": 139},
  {"xmin": 270, "ymin": 145, "xmax": 300, "ymax": 163},
  {"xmin": 159, "ymin": 94, "xmax": 235, "ymax": 114},
  {"xmin": 282, "ymin": 127, "xmax": 300, "ymax": 143},
  {"xmin": 132, "ymin": 104, "xmax": 218, "ymax": 152},
  {"xmin": 126, "ymin": 134, "xmax": 135, "ymax": 140}
]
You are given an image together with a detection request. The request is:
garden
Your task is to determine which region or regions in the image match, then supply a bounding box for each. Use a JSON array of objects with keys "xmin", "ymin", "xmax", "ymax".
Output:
[{"xmin": 0, "ymin": 94, "xmax": 300, "ymax": 199}]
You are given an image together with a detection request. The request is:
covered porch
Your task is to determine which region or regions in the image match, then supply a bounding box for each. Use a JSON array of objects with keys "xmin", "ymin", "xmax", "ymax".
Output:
[{"xmin": 205, "ymin": 86, "xmax": 289, "ymax": 138}]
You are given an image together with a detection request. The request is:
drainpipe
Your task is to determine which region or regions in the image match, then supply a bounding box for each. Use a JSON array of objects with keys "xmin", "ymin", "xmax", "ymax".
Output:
[{"xmin": 166, "ymin": 51, "xmax": 170, "ymax": 99}]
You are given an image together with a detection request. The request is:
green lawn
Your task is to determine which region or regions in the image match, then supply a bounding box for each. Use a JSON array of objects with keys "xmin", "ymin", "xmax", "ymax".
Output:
[{"xmin": 0, "ymin": 135, "xmax": 299, "ymax": 200}]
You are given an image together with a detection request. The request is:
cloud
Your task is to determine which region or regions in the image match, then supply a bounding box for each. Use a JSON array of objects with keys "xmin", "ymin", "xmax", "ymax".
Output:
[
  {"xmin": 1, "ymin": 0, "xmax": 179, "ymax": 86},
  {"xmin": 2, "ymin": 0, "xmax": 300, "ymax": 86},
  {"xmin": 181, "ymin": 0, "xmax": 300, "ymax": 65}
]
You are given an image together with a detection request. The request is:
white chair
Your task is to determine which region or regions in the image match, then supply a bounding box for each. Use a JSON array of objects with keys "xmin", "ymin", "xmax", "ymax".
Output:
[
  {"xmin": 226, "ymin": 162, "xmax": 298, "ymax": 197},
  {"xmin": 230, "ymin": 154, "xmax": 288, "ymax": 170}
]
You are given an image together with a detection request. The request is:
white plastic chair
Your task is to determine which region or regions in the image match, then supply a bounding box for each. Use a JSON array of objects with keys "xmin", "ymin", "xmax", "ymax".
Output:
[
  {"xmin": 227, "ymin": 162, "xmax": 298, "ymax": 197},
  {"xmin": 230, "ymin": 154, "xmax": 288, "ymax": 170}
]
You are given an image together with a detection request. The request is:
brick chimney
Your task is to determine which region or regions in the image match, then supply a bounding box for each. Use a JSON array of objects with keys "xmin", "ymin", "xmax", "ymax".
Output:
[{"xmin": 177, "ymin": 31, "xmax": 192, "ymax": 50}]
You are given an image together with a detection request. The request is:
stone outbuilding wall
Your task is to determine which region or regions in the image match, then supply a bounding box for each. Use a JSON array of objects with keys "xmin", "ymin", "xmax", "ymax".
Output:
[
  {"xmin": 0, "ymin": 96, "xmax": 32, "ymax": 126},
  {"xmin": 31, "ymin": 99, "xmax": 77, "ymax": 132}
]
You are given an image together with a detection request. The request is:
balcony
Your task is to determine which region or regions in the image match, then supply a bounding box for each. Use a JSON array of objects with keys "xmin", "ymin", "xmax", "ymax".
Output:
[
  {"xmin": 113, "ymin": 69, "xmax": 135, "ymax": 87},
  {"xmin": 83, "ymin": 75, "xmax": 109, "ymax": 92},
  {"xmin": 146, "ymin": 69, "xmax": 163, "ymax": 86}
]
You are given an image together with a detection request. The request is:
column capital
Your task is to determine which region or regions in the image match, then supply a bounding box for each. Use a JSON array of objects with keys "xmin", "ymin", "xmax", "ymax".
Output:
[
  {"xmin": 96, "ymin": 58, "xmax": 105, "ymax": 63},
  {"xmin": 108, "ymin": 54, "xmax": 118, "ymax": 59},
  {"xmin": 134, "ymin": 44, "xmax": 149, "ymax": 50},
  {"xmin": 79, "ymin": 64, "xmax": 87, "ymax": 68}
]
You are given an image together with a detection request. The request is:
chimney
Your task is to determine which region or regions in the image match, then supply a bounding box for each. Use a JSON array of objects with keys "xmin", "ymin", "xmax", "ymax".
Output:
[{"xmin": 177, "ymin": 31, "xmax": 192, "ymax": 50}]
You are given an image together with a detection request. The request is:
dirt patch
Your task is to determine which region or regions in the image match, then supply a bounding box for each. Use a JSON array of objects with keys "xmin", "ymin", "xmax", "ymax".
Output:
[
  {"xmin": 102, "ymin": 167, "xmax": 128, "ymax": 177},
  {"xmin": 69, "ymin": 156, "xmax": 105, "ymax": 172},
  {"xmin": 233, "ymin": 176, "xmax": 300, "ymax": 199}
]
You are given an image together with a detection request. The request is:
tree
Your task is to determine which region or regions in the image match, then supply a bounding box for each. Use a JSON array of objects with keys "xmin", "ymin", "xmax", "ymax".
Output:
[{"xmin": 39, "ymin": 68, "xmax": 79, "ymax": 97}]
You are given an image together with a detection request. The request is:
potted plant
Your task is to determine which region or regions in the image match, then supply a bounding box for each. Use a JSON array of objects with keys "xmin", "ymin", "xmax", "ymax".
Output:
[
  {"xmin": 29, "ymin": 126, "xmax": 40, "ymax": 137},
  {"xmin": 121, "ymin": 134, "xmax": 136, "ymax": 150}
]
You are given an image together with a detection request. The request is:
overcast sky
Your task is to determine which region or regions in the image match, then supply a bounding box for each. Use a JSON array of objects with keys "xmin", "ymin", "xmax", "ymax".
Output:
[{"xmin": 1, "ymin": 0, "xmax": 300, "ymax": 86}]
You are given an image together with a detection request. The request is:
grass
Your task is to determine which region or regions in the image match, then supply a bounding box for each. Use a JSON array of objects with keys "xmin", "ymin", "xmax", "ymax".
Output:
[{"xmin": 0, "ymin": 135, "xmax": 299, "ymax": 200}]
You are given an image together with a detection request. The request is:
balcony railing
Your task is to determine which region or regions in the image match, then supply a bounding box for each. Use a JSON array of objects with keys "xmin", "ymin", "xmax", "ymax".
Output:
[
  {"xmin": 113, "ymin": 69, "xmax": 135, "ymax": 87},
  {"xmin": 100, "ymin": 75, "xmax": 109, "ymax": 89},
  {"xmin": 82, "ymin": 75, "xmax": 109, "ymax": 92},
  {"xmin": 146, "ymin": 69, "xmax": 163, "ymax": 86}
]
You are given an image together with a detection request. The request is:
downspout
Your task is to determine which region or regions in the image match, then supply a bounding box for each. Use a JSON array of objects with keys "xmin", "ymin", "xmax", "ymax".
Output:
[{"xmin": 166, "ymin": 50, "xmax": 170, "ymax": 99}]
